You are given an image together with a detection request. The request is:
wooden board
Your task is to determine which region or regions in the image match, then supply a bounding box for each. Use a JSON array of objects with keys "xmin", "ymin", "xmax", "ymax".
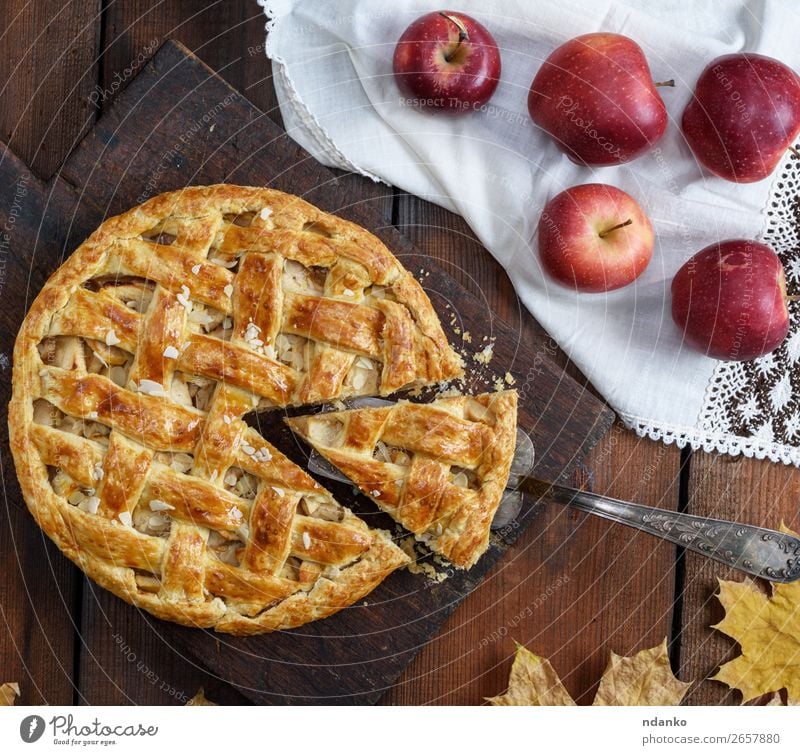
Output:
[{"xmin": 0, "ymin": 39, "xmax": 613, "ymax": 704}]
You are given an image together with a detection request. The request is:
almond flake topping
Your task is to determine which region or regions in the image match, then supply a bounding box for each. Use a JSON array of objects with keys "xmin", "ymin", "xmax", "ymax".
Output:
[
  {"xmin": 223, "ymin": 284, "xmax": 234, "ymax": 298},
  {"xmin": 105, "ymin": 330, "xmax": 121, "ymax": 346},
  {"xmin": 82, "ymin": 496, "xmax": 101, "ymax": 515},
  {"xmin": 302, "ymin": 531, "xmax": 312, "ymax": 550},
  {"xmin": 244, "ymin": 322, "xmax": 261, "ymax": 342},
  {"xmin": 137, "ymin": 379, "xmax": 167, "ymax": 397},
  {"xmin": 163, "ymin": 345, "xmax": 179, "ymax": 359},
  {"xmin": 191, "ymin": 264, "xmax": 201, "ymax": 275},
  {"xmin": 149, "ymin": 499, "xmax": 175, "ymax": 512},
  {"xmin": 259, "ymin": 207, "xmax": 273, "ymax": 220},
  {"xmin": 176, "ymin": 285, "xmax": 192, "ymax": 312},
  {"xmin": 253, "ymin": 447, "xmax": 272, "ymax": 463},
  {"xmin": 118, "ymin": 511, "xmax": 133, "ymax": 527}
]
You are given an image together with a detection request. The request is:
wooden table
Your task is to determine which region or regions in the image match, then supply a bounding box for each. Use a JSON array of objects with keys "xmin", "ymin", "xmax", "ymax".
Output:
[{"xmin": 2, "ymin": 0, "xmax": 793, "ymax": 706}]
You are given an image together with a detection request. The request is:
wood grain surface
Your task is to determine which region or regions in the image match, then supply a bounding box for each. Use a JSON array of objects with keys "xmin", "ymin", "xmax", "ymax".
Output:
[
  {"xmin": 13, "ymin": 37, "xmax": 610, "ymax": 704},
  {"xmin": 1, "ymin": 0, "xmax": 794, "ymax": 706}
]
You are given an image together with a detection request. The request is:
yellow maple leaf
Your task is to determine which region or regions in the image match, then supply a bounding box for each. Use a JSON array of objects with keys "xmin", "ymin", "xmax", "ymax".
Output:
[
  {"xmin": 185, "ymin": 687, "xmax": 217, "ymax": 706},
  {"xmin": 487, "ymin": 644, "xmax": 575, "ymax": 705},
  {"xmin": 0, "ymin": 683, "xmax": 20, "ymax": 706},
  {"xmin": 712, "ymin": 532, "xmax": 800, "ymax": 705},
  {"xmin": 488, "ymin": 640, "xmax": 689, "ymax": 706},
  {"xmin": 593, "ymin": 641, "xmax": 691, "ymax": 705}
]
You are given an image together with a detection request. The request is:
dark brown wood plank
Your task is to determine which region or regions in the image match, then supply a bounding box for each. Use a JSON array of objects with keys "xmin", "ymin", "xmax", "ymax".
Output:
[
  {"xmin": 679, "ymin": 455, "xmax": 800, "ymax": 704},
  {"xmin": 0, "ymin": 0, "xmax": 101, "ymax": 178},
  {"xmin": 382, "ymin": 199, "xmax": 682, "ymax": 704},
  {"xmin": 100, "ymin": 0, "xmax": 281, "ymax": 122},
  {"xmin": 0, "ymin": 149, "xmax": 98, "ymax": 704},
  {"xmin": 50, "ymin": 40, "xmax": 611, "ymax": 703}
]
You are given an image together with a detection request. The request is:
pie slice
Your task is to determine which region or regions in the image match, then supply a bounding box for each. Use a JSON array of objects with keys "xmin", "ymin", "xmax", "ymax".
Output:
[
  {"xmin": 287, "ymin": 390, "xmax": 518, "ymax": 569},
  {"xmin": 9, "ymin": 184, "xmax": 466, "ymax": 634}
]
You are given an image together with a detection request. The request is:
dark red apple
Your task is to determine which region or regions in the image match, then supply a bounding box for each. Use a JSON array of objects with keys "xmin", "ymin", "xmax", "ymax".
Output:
[
  {"xmin": 682, "ymin": 54, "xmax": 800, "ymax": 182},
  {"xmin": 392, "ymin": 11, "xmax": 501, "ymax": 113},
  {"xmin": 538, "ymin": 183, "xmax": 654, "ymax": 292},
  {"xmin": 671, "ymin": 240, "xmax": 790, "ymax": 361},
  {"xmin": 528, "ymin": 33, "xmax": 670, "ymax": 165}
]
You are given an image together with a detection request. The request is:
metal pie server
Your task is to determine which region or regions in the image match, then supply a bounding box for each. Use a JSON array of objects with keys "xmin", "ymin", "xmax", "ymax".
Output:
[{"xmin": 305, "ymin": 401, "xmax": 800, "ymax": 583}]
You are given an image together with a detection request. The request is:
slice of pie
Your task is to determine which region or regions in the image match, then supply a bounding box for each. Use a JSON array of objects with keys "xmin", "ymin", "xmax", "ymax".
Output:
[
  {"xmin": 9, "ymin": 184, "xmax": 465, "ymax": 634},
  {"xmin": 287, "ymin": 390, "xmax": 518, "ymax": 569}
]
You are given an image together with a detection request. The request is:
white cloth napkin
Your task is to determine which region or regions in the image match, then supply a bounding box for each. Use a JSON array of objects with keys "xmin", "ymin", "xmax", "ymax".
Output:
[{"xmin": 259, "ymin": 0, "xmax": 800, "ymax": 464}]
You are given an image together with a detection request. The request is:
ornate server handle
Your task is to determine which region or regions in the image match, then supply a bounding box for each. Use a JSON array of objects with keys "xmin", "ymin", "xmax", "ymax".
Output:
[{"xmin": 520, "ymin": 478, "xmax": 800, "ymax": 583}]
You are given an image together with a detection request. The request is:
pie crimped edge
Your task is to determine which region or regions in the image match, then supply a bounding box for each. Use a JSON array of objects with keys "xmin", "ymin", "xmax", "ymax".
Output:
[{"xmin": 9, "ymin": 184, "xmax": 470, "ymax": 634}]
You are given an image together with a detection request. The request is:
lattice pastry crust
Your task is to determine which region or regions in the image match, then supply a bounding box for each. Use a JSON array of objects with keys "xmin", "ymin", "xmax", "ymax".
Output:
[
  {"xmin": 288, "ymin": 391, "xmax": 517, "ymax": 569},
  {"xmin": 10, "ymin": 185, "xmax": 466, "ymax": 634}
]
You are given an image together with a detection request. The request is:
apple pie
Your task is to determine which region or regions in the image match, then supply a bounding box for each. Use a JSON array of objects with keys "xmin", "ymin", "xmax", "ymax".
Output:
[
  {"xmin": 9, "ymin": 184, "xmax": 465, "ymax": 634},
  {"xmin": 287, "ymin": 391, "xmax": 518, "ymax": 569}
]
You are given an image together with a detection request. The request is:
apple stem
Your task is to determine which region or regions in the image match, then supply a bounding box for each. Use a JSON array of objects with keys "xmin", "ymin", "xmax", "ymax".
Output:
[
  {"xmin": 788, "ymin": 145, "xmax": 800, "ymax": 160},
  {"xmin": 787, "ymin": 295, "xmax": 800, "ymax": 302},
  {"xmin": 599, "ymin": 219, "xmax": 633, "ymax": 238},
  {"xmin": 440, "ymin": 12, "xmax": 469, "ymax": 62},
  {"xmin": 653, "ymin": 79, "xmax": 675, "ymax": 88}
]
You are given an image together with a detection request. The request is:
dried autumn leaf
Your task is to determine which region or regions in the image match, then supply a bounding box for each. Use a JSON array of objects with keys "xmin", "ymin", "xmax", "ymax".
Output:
[
  {"xmin": 186, "ymin": 687, "xmax": 217, "ymax": 706},
  {"xmin": 593, "ymin": 640, "xmax": 690, "ymax": 705},
  {"xmin": 0, "ymin": 683, "xmax": 20, "ymax": 706},
  {"xmin": 488, "ymin": 640, "xmax": 689, "ymax": 706},
  {"xmin": 712, "ymin": 531, "xmax": 800, "ymax": 705},
  {"xmin": 487, "ymin": 644, "xmax": 575, "ymax": 705}
]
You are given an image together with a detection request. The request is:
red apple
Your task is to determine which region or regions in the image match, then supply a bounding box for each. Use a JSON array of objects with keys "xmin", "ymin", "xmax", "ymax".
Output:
[
  {"xmin": 528, "ymin": 33, "xmax": 670, "ymax": 165},
  {"xmin": 671, "ymin": 240, "xmax": 790, "ymax": 361},
  {"xmin": 392, "ymin": 11, "xmax": 501, "ymax": 113},
  {"xmin": 538, "ymin": 183, "xmax": 654, "ymax": 292},
  {"xmin": 682, "ymin": 54, "xmax": 800, "ymax": 183}
]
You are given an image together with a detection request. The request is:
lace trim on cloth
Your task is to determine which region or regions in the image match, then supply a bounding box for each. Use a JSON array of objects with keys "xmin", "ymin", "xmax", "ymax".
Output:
[
  {"xmin": 258, "ymin": 0, "xmax": 385, "ymax": 183},
  {"xmin": 693, "ymin": 145, "xmax": 800, "ymax": 466},
  {"xmin": 622, "ymin": 413, "xmax": 800, "ymax": 466}
]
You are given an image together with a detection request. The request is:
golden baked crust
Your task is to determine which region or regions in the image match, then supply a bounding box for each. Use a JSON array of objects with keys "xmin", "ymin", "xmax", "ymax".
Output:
[
  {"xmin": 288, "ymin": 391, "xmax": 517, "ymax": 569},
  {"xmin": 8, "ymin": 184, "xmax": 469, "ymax": 634}
]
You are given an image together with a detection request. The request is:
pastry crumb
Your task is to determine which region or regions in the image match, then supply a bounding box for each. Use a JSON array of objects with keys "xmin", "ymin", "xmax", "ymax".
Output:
[
  {"xmin": 473, "ymin": 342, "xmax": 494, "ymax": 365},
  {"xmin": 462, "ymin": 331, "xmax": 472, "ymax": 343},
  {"xmin": 399, "ymin": 537, "xmax": 451, "ymax": 583}
]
